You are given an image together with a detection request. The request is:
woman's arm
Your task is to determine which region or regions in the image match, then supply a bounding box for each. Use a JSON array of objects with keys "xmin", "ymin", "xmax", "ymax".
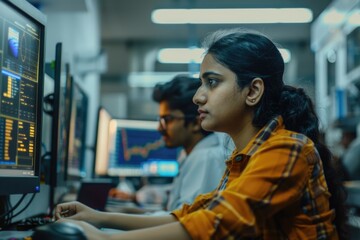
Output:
[
  {"xmin": 55, "ymin": 201, "xmax": 177, "ymax": 230},
  {"xmin": 107, "ymin": 222, "xmax": 191, "ymax": 240},
  {"xmin": 97, "ymin": 211, "xmax": 178, "ymax": 230},
  {"xmin": 58, "ymin": 219, "xmax": 191, "ymax": 240}
]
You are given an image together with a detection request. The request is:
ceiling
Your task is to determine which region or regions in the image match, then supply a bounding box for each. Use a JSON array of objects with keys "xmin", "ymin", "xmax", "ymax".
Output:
[
  {"xmin": 30, "ymin": 0, "xmax": 335, "ymax": 83},
  {"xmin": 100, "ymin": 0, "xmax": 332, "ymax": 44},
  {"xmin": 96, "ymin": 0, "xmax": 334, "ymax": 118},
  {"xmin": 97, "ymin": 0, "xmax": 333, "ymax": 78}
]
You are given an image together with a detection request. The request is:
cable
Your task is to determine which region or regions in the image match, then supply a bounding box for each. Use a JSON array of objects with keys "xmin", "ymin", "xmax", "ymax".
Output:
[
  {"xmin": 0, "ymin": 194, "xmax": 27, "ymax": 219},
  {"xmin": 41, "ymin": 142, "xmax": 48, "ymax": 154},
  {"xmin": 5, "ymin": 198, "xmax": 12, "ymax": 227},
  {"xmin": 0, "ymin": 194, "xmax": 27, "ymax": 229},
  {"xmin": 0, "ymin": 196, "xmax": 9, "ymax": 228},
  {"xmin": 43, "ymin": 93, "xmax": 54, "ymax": 115},
  {"xmin": 11, "ymin": 193, "xmax": 37, "ymax": 219}
]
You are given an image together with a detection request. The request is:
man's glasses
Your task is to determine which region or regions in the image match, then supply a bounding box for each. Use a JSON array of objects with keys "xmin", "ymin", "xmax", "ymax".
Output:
[{"xmin": 158, "ymin": 114, "xmax": 196, "ymax": 130}]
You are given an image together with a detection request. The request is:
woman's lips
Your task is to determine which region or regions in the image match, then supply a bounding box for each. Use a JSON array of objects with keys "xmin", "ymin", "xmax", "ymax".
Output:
[{"xmin": 198, "ymin": 109, "xmax": 208, "ymax": 120}]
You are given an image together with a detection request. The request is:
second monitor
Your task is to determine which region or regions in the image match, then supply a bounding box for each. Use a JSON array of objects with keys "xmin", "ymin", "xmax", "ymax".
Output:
[{"xmin": 96, "ymin": 118, "xmax": 179, "ymax": 178}]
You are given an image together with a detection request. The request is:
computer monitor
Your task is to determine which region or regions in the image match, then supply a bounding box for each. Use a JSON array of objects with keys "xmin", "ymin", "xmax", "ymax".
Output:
[
  {"xmin": 43, "ymin": 44, "xmax": 73, "ymax": 212},
  {"xmin": 93, "ymin": 107, "xmax": 113, "ymax": 177},
  {"xmin": 43, "ymin": 43, "xmax": 71, "ymax": 188},
  {"xmin": 0, "ymin": 0, "xmax": 45, "ymax": 195},
  {"xmin": 107, "ymin": 119, "xmax": 180, "ymax": 177},
  {"xmin": 66, "ymin": 80, "xmax": 88, "ymax": 179}
]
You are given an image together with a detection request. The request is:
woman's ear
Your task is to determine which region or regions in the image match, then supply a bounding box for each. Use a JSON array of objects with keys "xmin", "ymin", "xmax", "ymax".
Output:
[{"xmin": 246, "ymin": 78, "xmax": 264, "ymax": 106}]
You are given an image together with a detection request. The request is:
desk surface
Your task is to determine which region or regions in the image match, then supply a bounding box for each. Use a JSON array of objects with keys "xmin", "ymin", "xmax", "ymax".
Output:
[{"xmin": 0, "ymin": 230, "xmax": 33, "ymax": 239}]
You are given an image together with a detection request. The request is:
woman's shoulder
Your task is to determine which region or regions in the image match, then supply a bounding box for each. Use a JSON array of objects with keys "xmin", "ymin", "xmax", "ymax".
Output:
[
  {"xmin": 251, "ymin": 129, "xmax": 319, "ymax": 166},
  {"xmin": 264, "ymin": 128, "xmax": 315, "ymax": 153}
]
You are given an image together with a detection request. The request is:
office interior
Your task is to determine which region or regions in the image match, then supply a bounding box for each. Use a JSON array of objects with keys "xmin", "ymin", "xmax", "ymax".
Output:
[{"xmin": 1, "ymin": 0, "xmax": 360, "ymax": 238}]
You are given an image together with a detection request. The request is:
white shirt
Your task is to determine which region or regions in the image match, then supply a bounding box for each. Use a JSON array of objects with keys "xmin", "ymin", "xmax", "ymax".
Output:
[{"xmin": 166, "ymin": 133, "xmax": 227, "ymax": 211}]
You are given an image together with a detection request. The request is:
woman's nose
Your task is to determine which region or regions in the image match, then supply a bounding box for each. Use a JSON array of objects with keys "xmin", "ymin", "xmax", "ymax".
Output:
[{"xmin": 193, "ymin": 88, "xmax": 205, "ymax": 105}]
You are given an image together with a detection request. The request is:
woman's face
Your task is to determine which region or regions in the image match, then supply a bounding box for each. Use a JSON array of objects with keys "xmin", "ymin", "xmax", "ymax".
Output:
[{"xmin": 193, "ymin": 53, "xmax": 252, "ymax": 135}]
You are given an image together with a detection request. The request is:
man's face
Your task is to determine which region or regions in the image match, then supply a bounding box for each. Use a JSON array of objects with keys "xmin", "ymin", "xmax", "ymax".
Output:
[{"xmin": 158, "ymin": 101, "xmax": 194, "ymax": 148}]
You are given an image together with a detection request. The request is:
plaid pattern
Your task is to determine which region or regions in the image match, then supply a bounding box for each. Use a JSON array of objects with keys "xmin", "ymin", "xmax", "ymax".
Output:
[{"xmin": 172, "ymin": 116, "xmax": 338, "ymax": 240}]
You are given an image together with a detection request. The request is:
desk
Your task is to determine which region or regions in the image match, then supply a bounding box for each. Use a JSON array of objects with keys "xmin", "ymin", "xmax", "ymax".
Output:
[{"xmin": 0, "ymin": 230, "xmax": 33, "ymax": 240}]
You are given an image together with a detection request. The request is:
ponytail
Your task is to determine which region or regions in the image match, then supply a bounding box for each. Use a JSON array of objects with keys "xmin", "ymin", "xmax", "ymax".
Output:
[
  {"xmin": 279, "ymin": 85, "xmax": 349, "ymax": 240},
  {"xmin": 279, "ymin": 86, "xmax": 318, "ymax": 140}
]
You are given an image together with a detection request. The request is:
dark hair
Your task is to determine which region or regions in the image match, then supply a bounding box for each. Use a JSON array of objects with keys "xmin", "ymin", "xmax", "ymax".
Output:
[
  {"xmin": 152, "ymin": 74, "xmax": 211, "ymax": 136},
  {"xmin": 203, "ymin": 28, "xmax": 348, "ymax": 239}
]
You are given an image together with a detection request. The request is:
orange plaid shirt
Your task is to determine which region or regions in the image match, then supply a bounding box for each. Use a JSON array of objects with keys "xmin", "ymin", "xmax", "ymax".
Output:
[{"xmin": 172, "ymin": 116, "xmax": 338, "ymax": 240}]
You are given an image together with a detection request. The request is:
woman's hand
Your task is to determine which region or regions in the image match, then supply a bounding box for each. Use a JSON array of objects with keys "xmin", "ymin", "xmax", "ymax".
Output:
[{"xmin": 55, "ymin": 201, "xmax": 102, "ymax": 228}]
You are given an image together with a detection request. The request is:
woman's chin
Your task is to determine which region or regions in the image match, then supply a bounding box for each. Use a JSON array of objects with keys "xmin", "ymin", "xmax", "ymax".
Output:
[{"xmin": 201, "ymin": 121, "xmax": 215, "ymax": 132}]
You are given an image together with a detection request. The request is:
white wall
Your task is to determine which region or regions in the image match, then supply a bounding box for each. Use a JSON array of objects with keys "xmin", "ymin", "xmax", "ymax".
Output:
[{"xmin": 43, "ymin": 0, "xmax": 101, "ymax": 179}]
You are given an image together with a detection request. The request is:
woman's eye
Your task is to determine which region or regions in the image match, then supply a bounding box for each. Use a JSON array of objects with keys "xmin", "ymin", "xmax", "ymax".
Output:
[{"xmin": 207, "ymin": 78, "xmax": 218, "ymax": 88}]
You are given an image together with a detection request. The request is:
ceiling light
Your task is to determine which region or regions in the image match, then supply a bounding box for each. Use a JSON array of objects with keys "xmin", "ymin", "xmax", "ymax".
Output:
[
  {"xmin": 322, "ymin": 9, "xmax": 345, "ymax": 25},
  {"xmin": 157, "ymin": 47, "xmax": 291, "ymax": 64},
  {"xmin": 128, "ymin": 72, "xmax": 190, "ymax": 87},
  {"xmin": 152, "ymin": 8, "xmax": 313, "ymax": 24},
  {"xmin": 348, "ymin": 10, "xmax": 360, "ymax": 25},
  {"xmin": 157, "ymin": 48, "xmax": 205, "ymax": 64}
]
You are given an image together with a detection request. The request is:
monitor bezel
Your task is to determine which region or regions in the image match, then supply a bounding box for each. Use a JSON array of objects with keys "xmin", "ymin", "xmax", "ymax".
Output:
[
  {"xmin": 49, "ymin": 42, "xmax": 68, "ymax": 188},
  {"xmin": 92, "ymin": 106, "xmax": 112, "ymax": 177}
]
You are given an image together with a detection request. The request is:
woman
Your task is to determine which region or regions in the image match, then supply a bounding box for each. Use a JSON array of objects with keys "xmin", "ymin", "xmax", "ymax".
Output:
[{"xmin": 55, "ymin": 28, "xmax": 347, "ymax": 240}]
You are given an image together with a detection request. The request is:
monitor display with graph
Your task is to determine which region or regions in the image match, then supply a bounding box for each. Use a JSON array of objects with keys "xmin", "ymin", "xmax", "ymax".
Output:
[
  {"xmin": 0, "ymin": 0, "xmax": 45, "ymax": 195},
  {"xmin": 107, "ymin": 119, "xmax": 179, "ymax": 177}
]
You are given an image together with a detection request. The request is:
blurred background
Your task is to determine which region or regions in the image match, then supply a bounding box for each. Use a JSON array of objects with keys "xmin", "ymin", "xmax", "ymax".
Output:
[
  {"xmin": 31, "ymin": 0, "xmax": 360, "ymax": 160},
  {"xmin": 30, "ymin": 0, "xmax": 360, "ymax": 199},
  {"xmin": 33, "ymin": 0, "xmax": 330, "ymax": 120},
  {"xmin": 2, "ymin": 0, "xmax": 360, "ymax": 237}
]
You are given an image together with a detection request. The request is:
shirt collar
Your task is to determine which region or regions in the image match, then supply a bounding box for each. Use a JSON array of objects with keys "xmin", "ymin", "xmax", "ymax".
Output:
[{"xmin": 229, "ymin": 116, "xmax": 284, "ymax": 161}]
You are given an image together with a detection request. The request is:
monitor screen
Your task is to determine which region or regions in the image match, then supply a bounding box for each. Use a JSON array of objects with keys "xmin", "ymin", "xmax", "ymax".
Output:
[
  {"xmin": 0, "ymin": 0, "xmax": 45, "ymax": 195},
  {"xmin": 93, "ymin": 107, "xmax": 113, "ymax": 177},
  {"xmin": 66, "ymin": 80, "xmax": 88, "ymax": 179},
  {"xmin": 107, "ymin": 119, "xmax": 179, "ymax": 177}
]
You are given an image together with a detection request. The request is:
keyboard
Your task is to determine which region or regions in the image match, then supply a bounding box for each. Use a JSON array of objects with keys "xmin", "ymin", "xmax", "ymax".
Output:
[{"xmin": 15, "ymin": 216, "xmax": 54, "ymax": 231}]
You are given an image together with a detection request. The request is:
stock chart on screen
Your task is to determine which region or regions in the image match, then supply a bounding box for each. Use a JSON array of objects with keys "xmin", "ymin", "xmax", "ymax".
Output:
[{"xmin": 107, "ymin": 120, "xmax": 179, "ymax": 177}]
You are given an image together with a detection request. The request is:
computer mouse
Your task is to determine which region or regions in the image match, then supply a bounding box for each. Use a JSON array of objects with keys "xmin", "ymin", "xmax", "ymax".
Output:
[{"xmin": 32, "ymin": 221, "xmax": 87, "ymax": 240}]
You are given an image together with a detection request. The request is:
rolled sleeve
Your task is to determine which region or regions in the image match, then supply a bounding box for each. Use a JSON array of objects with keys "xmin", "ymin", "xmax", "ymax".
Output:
[{"xmin": 175, "ymin": 209, "xmax": 224, "ymax": 239}]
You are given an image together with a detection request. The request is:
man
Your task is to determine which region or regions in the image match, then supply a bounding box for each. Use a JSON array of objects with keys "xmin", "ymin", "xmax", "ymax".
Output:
[
  {"xmin": 152, "ymin": 74, "xmax": 226, "ymax": 211},
  {"xmin": 109, "ymin": 74, "xmax": 226, "ymax": 212}
]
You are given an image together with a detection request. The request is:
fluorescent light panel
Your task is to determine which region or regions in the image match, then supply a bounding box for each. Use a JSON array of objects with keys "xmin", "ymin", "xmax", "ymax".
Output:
[
  {"xmin": 158, "ymin": 48, "xmax": 291, "ymax": 64},
  {"xmin": 322, "ymin": 9, "xmax": 345, "ymax": 25},
  {"xmin": 158, "ymin": 48, "xmax": 205, "ymax": 64},
  {"xmin": 128, "ymin": 72, "xmax": 200, "ymax": 88},
  {"xmin": 152, "ymin": 8, "xmax": 313, "ymax": 24},
  {"xmin": 348, "ymin": 10, "xmax": 360, "ymax": 25}
]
